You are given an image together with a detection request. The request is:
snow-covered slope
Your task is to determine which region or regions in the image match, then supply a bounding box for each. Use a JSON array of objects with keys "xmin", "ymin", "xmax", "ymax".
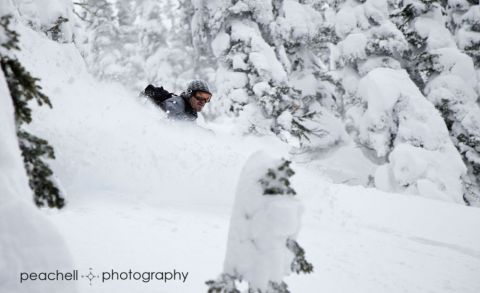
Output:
[
  {"xmin": 44, "ymin": 166, "xmax": 480, "ymax": 293},
  {"xmin": 8, "ymin": 17, "xmax": 480, "ymax": 293},
  {"xmin": 291, "ymin": 171, "xmax": 480, "ymax": 293}
]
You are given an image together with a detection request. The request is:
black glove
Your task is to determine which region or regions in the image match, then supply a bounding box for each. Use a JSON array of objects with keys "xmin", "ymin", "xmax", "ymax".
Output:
[
  {"xmin": 143, "ymin": 84, "xmax": 173, "ymax": 105},
  {"xmin": 144, "ymin": 84, "xmax": 156, "ymax": 98}
]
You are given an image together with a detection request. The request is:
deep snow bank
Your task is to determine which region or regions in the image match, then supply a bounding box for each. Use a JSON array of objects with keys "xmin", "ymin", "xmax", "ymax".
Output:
[
  {"xmin": 14, "ymin": 23, "xmax": 290, "ymax": 208},
  {"xmin": 0, "ymin": 63, "xmax": 75, "ymax": 293}
]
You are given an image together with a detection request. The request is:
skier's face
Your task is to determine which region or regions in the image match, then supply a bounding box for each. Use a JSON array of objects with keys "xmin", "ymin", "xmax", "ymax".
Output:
[{"xmin": 189, "ymin": 91, "xmax": 211, "ymax": 112}]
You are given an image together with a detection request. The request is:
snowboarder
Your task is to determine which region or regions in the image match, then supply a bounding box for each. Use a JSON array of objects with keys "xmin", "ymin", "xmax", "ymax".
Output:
[{"xmin": 143, "ymin": 79, "xmax": 212, "ymax": 121}]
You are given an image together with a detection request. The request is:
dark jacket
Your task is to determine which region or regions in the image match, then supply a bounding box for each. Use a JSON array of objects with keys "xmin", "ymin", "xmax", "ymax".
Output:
[{"xmin": 144, "ymin": 85, "xmax": 197, "ymax": 121}]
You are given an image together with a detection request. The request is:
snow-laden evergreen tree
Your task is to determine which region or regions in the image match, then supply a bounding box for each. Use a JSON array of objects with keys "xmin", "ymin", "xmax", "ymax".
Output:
[
  {"xmin": 390, "ymin": 0, "xmax": 480, "ymax": 206},
  {"xmin": 137, "ymin": 0, "xmax": 170, "ymax": 86},
  {"xmin": 75, "ymin": 0, "xmax": 196, "ymax": 92},
  {"xmin": 206, "ymin": 152, "xmax": 312, "ymax": 293},
  {"xmin": 142, "ymin": 0, "xmax": 198, "ymax": 92},
  {"xmin": 14, "ymin": 0, "xmax": 75, "ymax": 43},
  {"xmin": 75, "ymin": 0, "xmax": 145, "ymax": 88},
  {"xmin": 0, "ymin": 6, "xmax": 77, "ymax": 291},
  {"xmin": 0, "ymin": 14, "xmax": 64, "ymax": 208},
  {"xmin": 182, "ymin": 0, "xmax": 217, "ymax": 89},
  {"xmin": 447, "ymin": 0, "xmax": 480, "ymax": 67},
  {"xmin": 192, "ymin": 0, "xmax": 345, "ymax": 148},
  {"xmin": 113, "ymin": 0, "xmax": 146, "ymax": 88},
  {"xmin": 73, "ymin": 0, "xmax": 120, "ymax": 79},
  {"xmin": 273, "ymin": 0, "xmax": 348, "ymax": 149},
  {"xmin": 332, "ymin": 0, "xmax": 466, "ymax": 203}
]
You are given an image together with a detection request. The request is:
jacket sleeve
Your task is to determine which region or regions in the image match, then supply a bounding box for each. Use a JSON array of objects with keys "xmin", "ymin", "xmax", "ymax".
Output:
[
  {"xmin": 144, "ymin": 84, "xmax": 173, "ymax": 107},
  {"xmin": 161, "ymin": 97, "xmax": 188, "ymax": 119}
]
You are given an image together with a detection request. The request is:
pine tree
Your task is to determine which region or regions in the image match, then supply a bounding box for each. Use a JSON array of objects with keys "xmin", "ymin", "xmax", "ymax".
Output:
[
  {"xmin": 45, "ymin": 16, "xmax": 69, "ymax": 42},
  {"xmin": 14, "ymin": 0, "xmax": 74, "ymax": 43},
  {"xmin": 75, "ymin": 0, "xmax": 145, "ymax": 87},
  {"xmin": 273, "ymin": 0, "xmax": 345, "ymax": 149},
  {"xmin": 447, "ymin": 0, "xmax": 480, "ymax": 67},
  {"xmin": 74, "ymin": 0, "xmax": 120, "ymax": 80},
  {"xmin": 114, "ymin": 0, "xmax": 145, "ymax": 88},
  {"xmin": 0, "ymin": 15, "xmax": 64, "ymax": 208},
  {"xmin": 137, "ymin": 0, "xmax": 168, "ymax": 59},
  {"xmin": 260, "ymin": 159, "xmax": 296, "ymax": 195},
  {"xmin": 332, "ymin": 0, "xmax": 466, "ymax": 203},
  {"xmin": 334, "ymin": 0, "xmax": 409, "ymax": 156},
  {"xmin": 390, "ymin": 0, "xmax": 444, "ymax": 90},
  {"xmin": 75, "ymin": 0, "xmax": 195, "ymax": 91},
  {"xmin": 205, "ymin": 274, "xmax": 240, "ymax": 293},
  {"xmin": 391, "ymin": 0, "xmax": 480, "ymax": 206},
  {"xmin": 188, "ymin": 0, "xmax": 217, "ymax": 79},
  {"xmin": 286, "ymin": 238, "xmax": 314, "ymax": 273},
  {"xmin": 191, "ymin": 0, "xmax": 339, "ymax": 146},
  {"xmin": 141, "ymin": 0, "xmax": 196, "ymax": 91},
  {"xmin": 266, "ymin": 281, "xmax": 290, "ymax": 293}
]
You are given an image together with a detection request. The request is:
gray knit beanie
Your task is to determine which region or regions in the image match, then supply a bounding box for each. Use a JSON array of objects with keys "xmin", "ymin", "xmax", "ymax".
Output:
[{"xmin": 186, "ymin": 79, "xmax": 211, "ymax": 96}]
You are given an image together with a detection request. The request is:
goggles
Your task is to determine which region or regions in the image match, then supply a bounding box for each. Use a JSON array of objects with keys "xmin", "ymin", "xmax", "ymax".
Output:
[{"xmin": 193, "ymin": 94, "xmax": 211, "ymax": 104}]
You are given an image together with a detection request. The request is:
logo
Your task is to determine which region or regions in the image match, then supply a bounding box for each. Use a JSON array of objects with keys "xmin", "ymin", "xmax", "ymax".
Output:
[
  {"xmin": 81, "ymin": 268, "xmax": 100, "ymax": 285},
  {"xmin": 19, "ymin": 268, "xmax": 189, "ymax": 286}
]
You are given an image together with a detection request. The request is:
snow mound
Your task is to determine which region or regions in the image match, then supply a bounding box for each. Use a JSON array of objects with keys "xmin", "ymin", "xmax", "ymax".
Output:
[
  {"xmin": 223, "ymin": 151, "xmax": 303, "ymax": 291},
  {"xmin": 0, "ymin": 68, "xmax": 75, "ymax": 293}
]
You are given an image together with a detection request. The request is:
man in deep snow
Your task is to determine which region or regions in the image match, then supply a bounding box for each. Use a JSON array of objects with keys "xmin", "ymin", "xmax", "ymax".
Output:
[{"xmin": 143, "ymin": 79, "xmax": 212, "ymax": 121}]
